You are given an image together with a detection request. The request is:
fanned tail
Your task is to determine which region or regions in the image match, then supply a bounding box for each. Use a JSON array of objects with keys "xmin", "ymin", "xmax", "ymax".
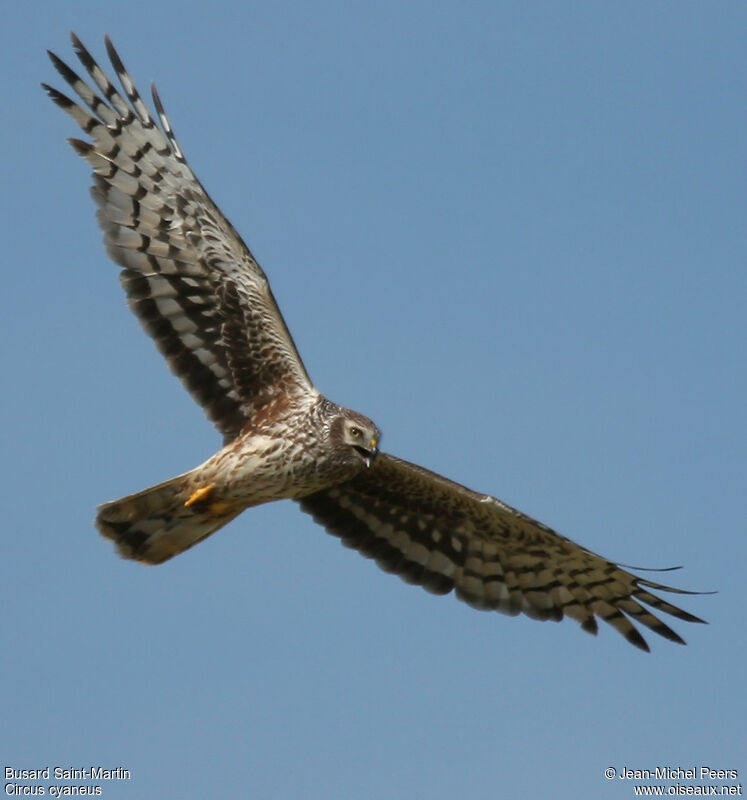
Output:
[{"xmin": 96, "ymin": 472, "xmax": 240, "ymax": 564}]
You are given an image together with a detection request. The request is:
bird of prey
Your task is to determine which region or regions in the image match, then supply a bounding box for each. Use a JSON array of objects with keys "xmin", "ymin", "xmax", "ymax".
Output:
[{"xmin": 44, "ymin": 34, "xmax": 706, "ymax": 651}]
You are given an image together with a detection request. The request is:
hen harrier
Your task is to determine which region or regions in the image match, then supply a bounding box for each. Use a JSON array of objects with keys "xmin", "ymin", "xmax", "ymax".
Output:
[{"xmin": 44, "ymin": 34, "xmax": 706, "ymax": 651}]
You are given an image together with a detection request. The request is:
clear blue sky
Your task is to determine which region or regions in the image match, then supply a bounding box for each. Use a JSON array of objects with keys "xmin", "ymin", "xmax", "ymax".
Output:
[{"xmin": 2, "ymin": 2, "xmax": 744, "ymax": 798}]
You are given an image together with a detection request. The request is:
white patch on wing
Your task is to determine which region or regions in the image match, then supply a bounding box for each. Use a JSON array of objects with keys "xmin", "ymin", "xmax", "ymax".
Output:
[
  {"xmin": 153, "ymin": 297, "xmax": 183, "ymax": 317},
  {"xmin": 389, "ymin": 529, "xmax": 410, "ymax": 552},
  {"xmin": 179, "ymin": 332, "xmax": 204, "ymax": 350},
  {"xmin": 405, "ymin": 542, "xmax": 431, "ymax": 567},
  {"xmin": 190, "ymin": 347, "xmax": 215, "ymax": 367},
  {"xmin": 423, "ymin": 549, "xmax": 456, "ymax": 577}
]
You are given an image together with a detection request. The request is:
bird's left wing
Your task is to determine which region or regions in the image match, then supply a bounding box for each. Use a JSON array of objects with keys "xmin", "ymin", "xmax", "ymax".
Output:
[
  {"xmin": 299, "ymin": 454, "xmax": 706, "ymax": 651},
  {"xmin": 44, "ymin": 35, "xmax": 314, "ymax": 442}
]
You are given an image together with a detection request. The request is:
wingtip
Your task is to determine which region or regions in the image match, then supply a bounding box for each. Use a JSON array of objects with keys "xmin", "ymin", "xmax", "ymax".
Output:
[
  {"xmin": 70, "ymin": 32, "xmax": 95, "ymax": 69},
  {"xmin": 42, "ymin": 83, "xmax": 73, "ymax": 109},
  {"xmin": 104, "ymin": 34, "xmax": 121, "ymax": 69},
  {"xmin": 622, "ymin": 624, "xmax": 652, "ymax": 652},
  {"xmin": 68, "ymin": 137, "xmax": 92, "ymax": 157},
  {"xmin": 47, "ymin": 49, "xmax": 66, "ymax": 72},
  {"xmin": 618, "ymin": 562, "xmax": 684, "ymax": 573}
]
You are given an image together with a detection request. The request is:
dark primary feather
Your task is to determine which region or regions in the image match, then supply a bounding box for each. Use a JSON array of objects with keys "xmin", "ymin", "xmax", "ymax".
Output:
[
  {"xmin": 44, "ymin": 33, "xmax": 313, "ymax": 442},
  {"xmin": 300, "ymin": 454, "xmax": 707, "ymax": 652}
]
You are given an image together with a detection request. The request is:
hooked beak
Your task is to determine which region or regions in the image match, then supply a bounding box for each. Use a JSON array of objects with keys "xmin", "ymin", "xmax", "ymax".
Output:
[{"xmin": 354, "ymin": 437, "xmax": 379, "ymax": 468}]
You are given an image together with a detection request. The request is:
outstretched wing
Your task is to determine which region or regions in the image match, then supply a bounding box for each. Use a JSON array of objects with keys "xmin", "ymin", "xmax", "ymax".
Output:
[
  {"xmin": 44, "ymin": 34, "xmax": 314, "ymax": 442},
  {"xmin": 300, "ymin": 454, "xmax": 706, "ymax": 651}
]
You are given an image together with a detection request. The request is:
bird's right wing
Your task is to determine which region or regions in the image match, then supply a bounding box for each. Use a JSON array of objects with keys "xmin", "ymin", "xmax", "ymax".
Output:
[{"xmin": 44, "ymin": 34, "xmax": 315, "ymax": 442}]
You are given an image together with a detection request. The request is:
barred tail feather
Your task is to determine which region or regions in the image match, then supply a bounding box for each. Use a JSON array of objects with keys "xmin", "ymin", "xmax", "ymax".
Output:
[{"xmin": 96, "ymin": 472, "xmax": 240, "ymax": 564}]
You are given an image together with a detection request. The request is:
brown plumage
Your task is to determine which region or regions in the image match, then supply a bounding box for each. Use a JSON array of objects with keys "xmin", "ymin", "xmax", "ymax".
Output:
[{"xmin": 44, "ymin": 34, "xmax": 708, "ymax": 651}]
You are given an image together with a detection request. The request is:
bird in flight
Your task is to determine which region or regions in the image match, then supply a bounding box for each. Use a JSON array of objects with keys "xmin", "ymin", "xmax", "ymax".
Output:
[{"xmin": 44, "ymin": 34, "xmax": 706, "ymax": 651}]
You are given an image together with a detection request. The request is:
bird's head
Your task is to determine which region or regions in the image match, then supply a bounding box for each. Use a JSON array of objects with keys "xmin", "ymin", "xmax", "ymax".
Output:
[
  {"xmin": 342, "ymin": 417, "xmax": 380, "ymax": 468},
  {"xmin": 329, "ymin": 410, "xmax": 380, "ymax": 470}
]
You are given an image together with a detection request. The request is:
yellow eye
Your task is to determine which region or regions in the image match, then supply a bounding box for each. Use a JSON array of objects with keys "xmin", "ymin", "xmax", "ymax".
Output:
[{"xmin": 349, "ymin": 426, "xmax": 362, "ymax": 439}]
